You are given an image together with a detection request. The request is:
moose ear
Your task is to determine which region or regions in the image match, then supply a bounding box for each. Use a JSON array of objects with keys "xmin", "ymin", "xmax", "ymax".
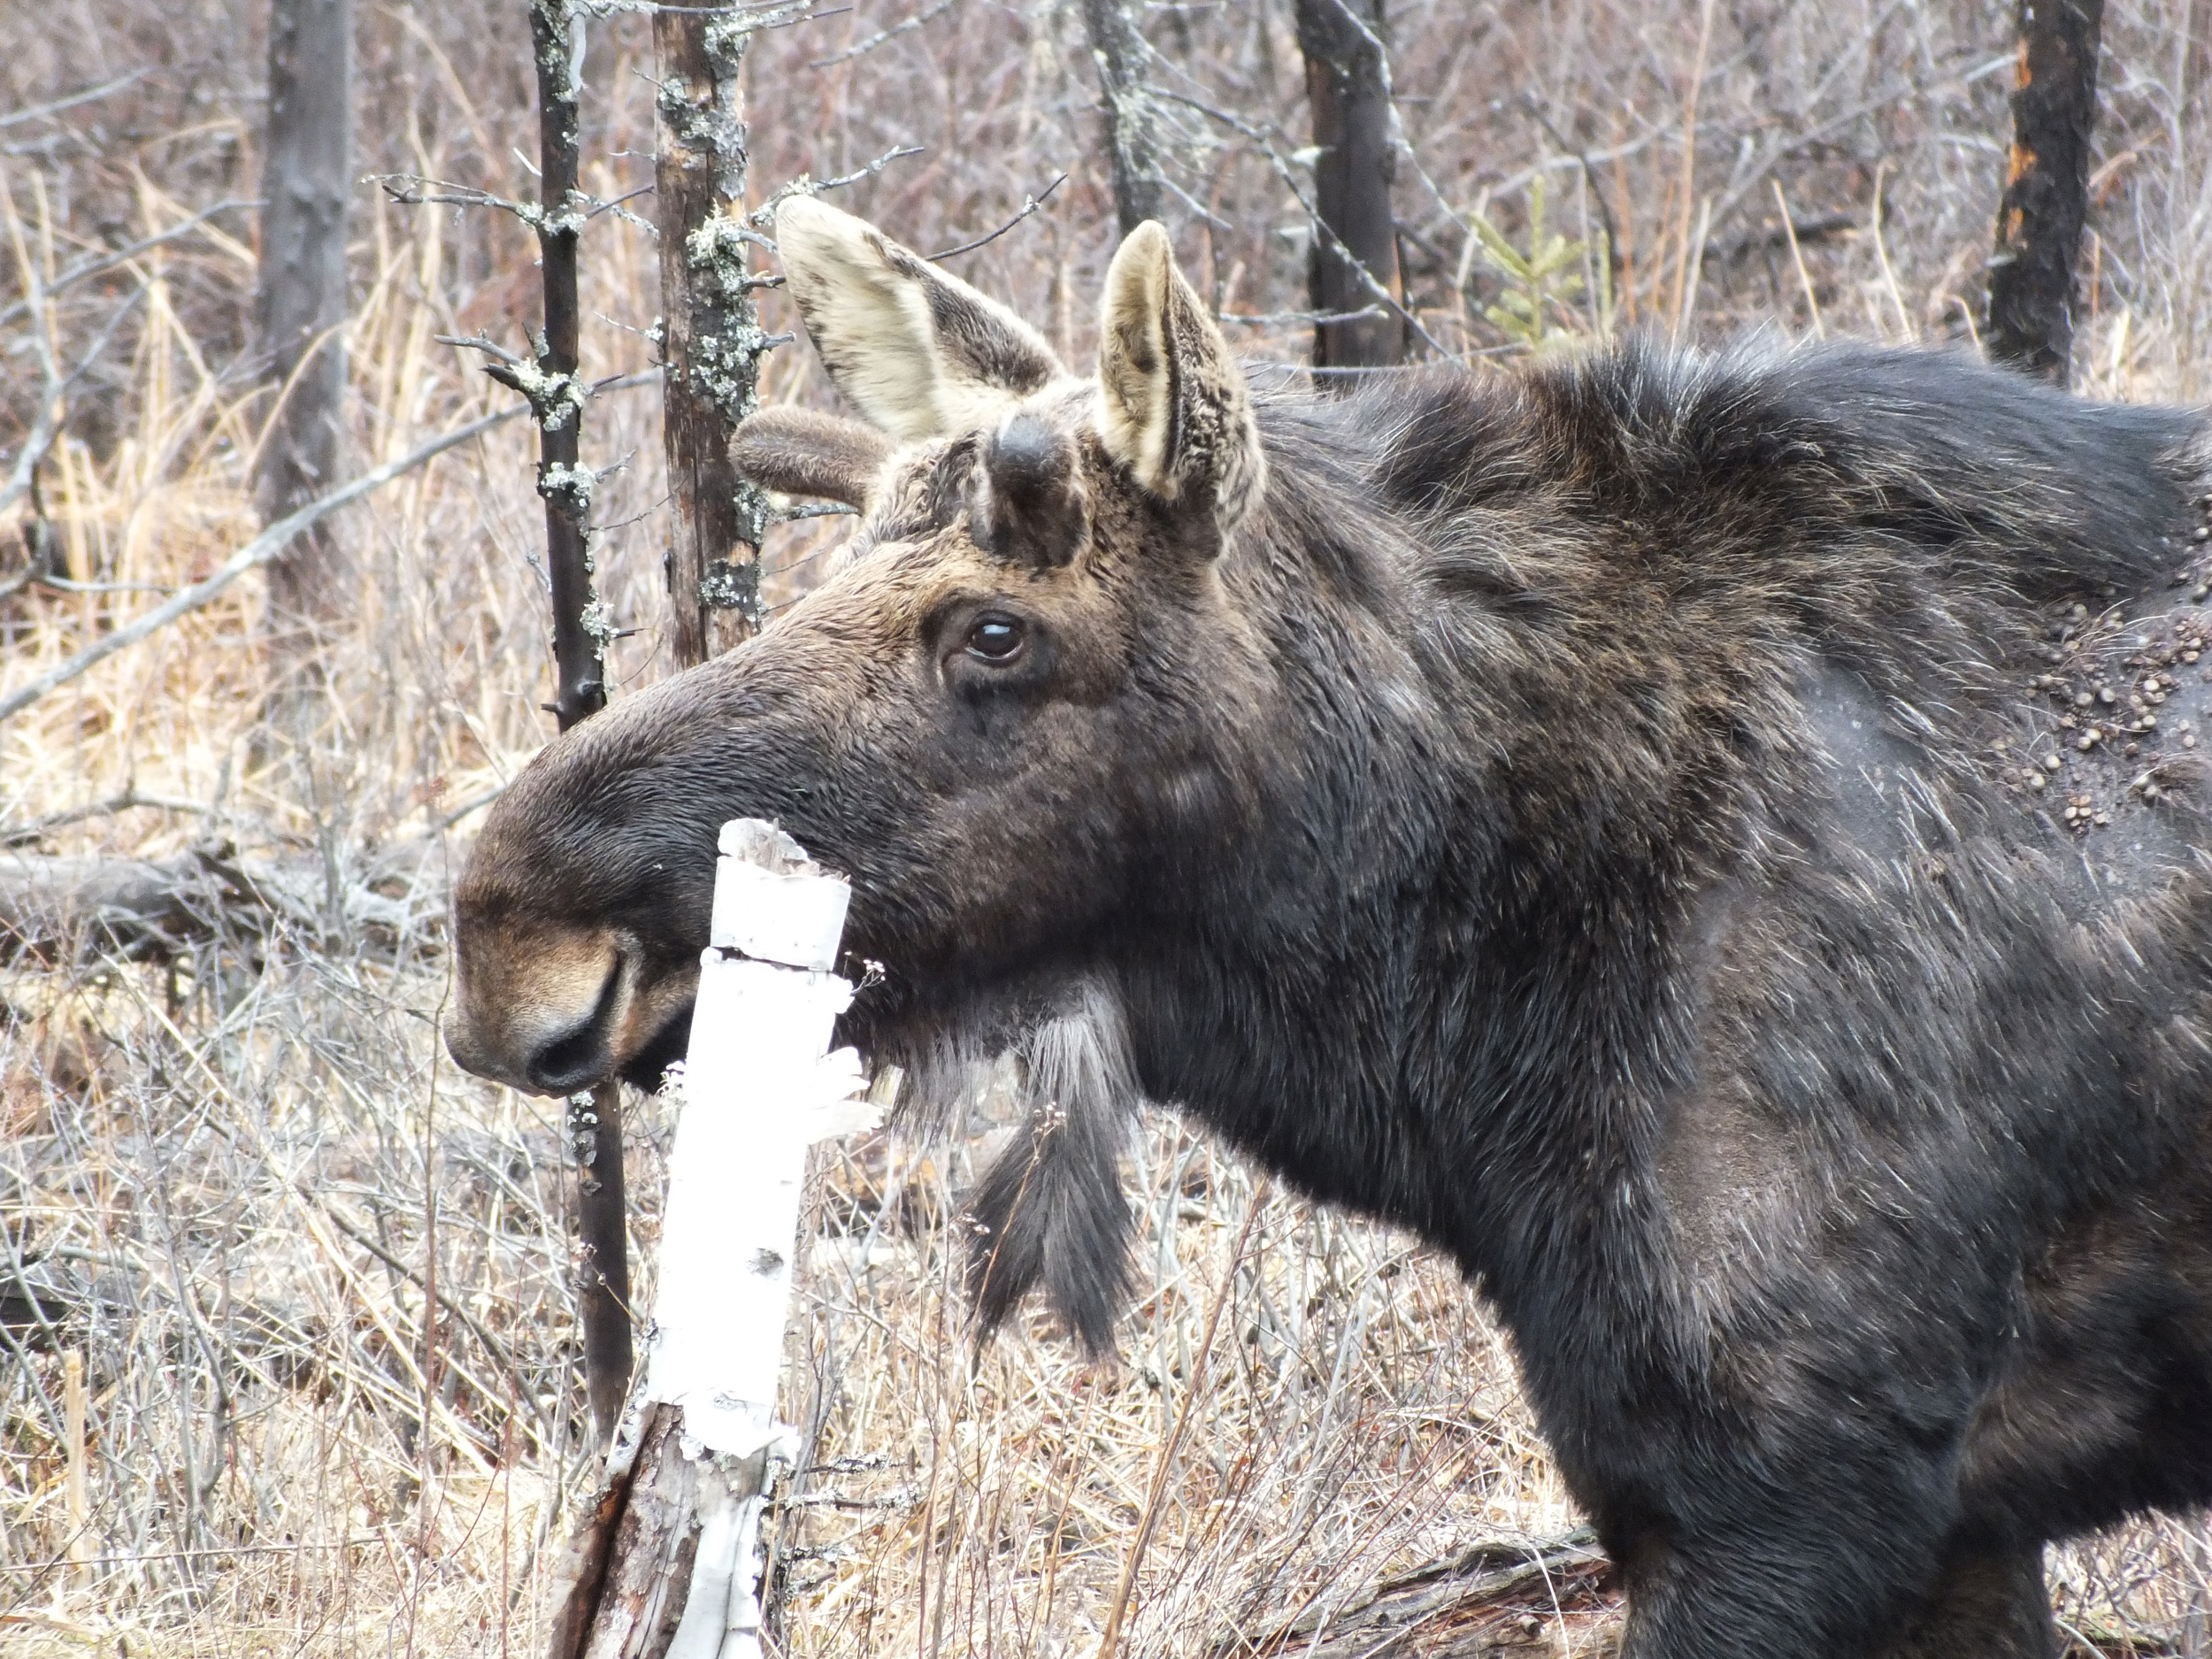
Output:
[
  {"xmin": 731, "ymin": 406, "xmax": 895, "ymax": 508},
  {"xmin": 1095, "ymin": 222, "xmax": 1265, "ymax": 529},
  {"xmin": 774, "ymin": 196, "xmax": 1067, "ymax": 442}
]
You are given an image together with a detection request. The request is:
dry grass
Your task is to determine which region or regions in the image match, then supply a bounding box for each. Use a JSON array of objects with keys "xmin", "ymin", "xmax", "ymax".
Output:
[{"xmin": 4, "ymin": 0, "xmax": 2212, "ymax": 1654}]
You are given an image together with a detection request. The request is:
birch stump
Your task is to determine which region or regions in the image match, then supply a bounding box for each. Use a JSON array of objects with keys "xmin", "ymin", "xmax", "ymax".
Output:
[{"xmin": 548, "ymin": 819, "xmax": 878, "ymax": 1659}]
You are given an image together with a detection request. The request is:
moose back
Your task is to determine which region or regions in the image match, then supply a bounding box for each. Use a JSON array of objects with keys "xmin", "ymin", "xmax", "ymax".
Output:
[{"xmin": 444, "ymin": 199, "xmax": 2212, "ymax": 1659}]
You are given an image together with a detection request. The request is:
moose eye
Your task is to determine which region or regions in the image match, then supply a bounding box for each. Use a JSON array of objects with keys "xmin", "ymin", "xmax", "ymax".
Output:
[{"xmin": 964, "ymin": 615, "xmax": 1027, "ymax": 663}]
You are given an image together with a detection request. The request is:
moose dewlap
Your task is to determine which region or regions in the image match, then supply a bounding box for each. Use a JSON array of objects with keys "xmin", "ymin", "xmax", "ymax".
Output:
[{"xmin": 445, "ymin": 197, "xmax": 2212, "ymax": 1659}]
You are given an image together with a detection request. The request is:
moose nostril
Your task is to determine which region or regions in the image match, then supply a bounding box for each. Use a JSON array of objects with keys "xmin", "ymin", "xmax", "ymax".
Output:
[
  {"xmin": 525, "ymin": 956, "xmax": 623, "ymax": 1094},
  {"xmin": 529, "ymin": 1021, "xmax": 612, "ymax": 1094}
]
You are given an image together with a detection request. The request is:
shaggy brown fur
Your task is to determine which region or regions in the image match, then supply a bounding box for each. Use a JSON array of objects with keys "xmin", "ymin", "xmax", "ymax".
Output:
[{"xmin": 445, "ymin": 204, "xmax": 2212, "ymax": 1658}]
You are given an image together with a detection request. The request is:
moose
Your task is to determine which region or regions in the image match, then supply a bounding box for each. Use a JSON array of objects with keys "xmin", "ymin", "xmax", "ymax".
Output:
[{"xmin": 445, "ymin": 197, "xmax": 2212, "ymax": 1658}]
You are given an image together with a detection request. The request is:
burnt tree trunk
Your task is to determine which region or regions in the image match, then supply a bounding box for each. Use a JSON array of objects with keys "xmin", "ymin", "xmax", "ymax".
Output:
[
  {"xmin": 256, "ymin": 0, "xmax": 354, "ymax": 649},
  {"xmin": 527, "ymin": 0, "xmax": 631, "ymax": 1455},
  {"xmin": 1293, "ymin": 0, "xmax": 1404, "ymax": 373},
  {"xmin": 1079, "ymin": 0, "xmax": 1164, "ymax": 235},
  {"xmin": 655, "ymin": 9, "xmax": 766, "ymax": 666},
  {"xmin": 1985, "ymin": 0, "xmax": 2104, "ymax": 385}
]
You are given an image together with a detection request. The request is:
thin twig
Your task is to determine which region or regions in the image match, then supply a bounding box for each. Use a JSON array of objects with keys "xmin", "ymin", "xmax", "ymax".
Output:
[
  {"xmin": 927, "ymin": 174, "xmax": 1067, "ymax": 260},
  {"xmin": 1668, "ymin": 0, "xmax": 1718, "ymax": 334},
  {"xmin": 377, "ymin": 174, "xmax": 542, "ymax": 226},
  {"xmin": 1523, "ymin": 96, "xmax": 1622, "ymax": 287},
  {"xmin": 809, "ymin": 0, "xmax": 957, "ymax": 69},
  {"xmin": 0, "ymin": 199, "xmax": 257, "ymax": 333},
  {"xmin": 434, "ymin": 331, "xmax": 531, "ymax": 369},
  {"xmin": 313, "ymin": 1195, "xmax": 553, "ymax": 1446},
  {"xmin": 0, "ymin": 279, "xmax": 150, "ymax": 518},
  {"xmin": 1869, "ymin": 160, "xmax": 1913, "ymax": 342},
  {"xmin": 583, "ymin": 182, "xmax": 657, "ymax": 223},
  {"xmin": 0, "ymin": 788, "xmax": 216, "ymax": 849},
  {"xmin": 1219, "ymin": 306, "xmax": 1385, "ymax": 326},
  {"xmin": 0, "ymin": 1539, "xmax": 388, "ymax": 1573},
  {"xmin": 1158, "ymin": 90, "xmax": 1461, "ymax": 362},
  {"xmin": 1774, "ymin": 180, "xmax": 1825, "ymax": 340},
  {"xmin": 1094, "ymin": 1183, "xmax": 1271, "ymax": 1659},
  {"xmin": 0, "ymin": 70, "xmax": 145, "ymax": 129},
  {"xmin": 594, "ymin": 0, "xmax": 834, "ymax": 22},
  {"xmin": 749, "ymin": 144, "xmax": 926, "ymax": 227}
]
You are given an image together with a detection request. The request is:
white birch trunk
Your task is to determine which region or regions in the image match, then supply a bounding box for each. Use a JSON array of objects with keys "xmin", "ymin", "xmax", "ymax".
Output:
[{"xmin": 572, "ymin": 818, "xmax": 875, "ymax": 1659}]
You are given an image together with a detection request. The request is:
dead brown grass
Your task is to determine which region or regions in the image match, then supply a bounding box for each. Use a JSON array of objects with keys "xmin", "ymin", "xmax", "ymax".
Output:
[{"xmin": 4, "ymin": 1, "xmax": 2212, "ymax": 1655}]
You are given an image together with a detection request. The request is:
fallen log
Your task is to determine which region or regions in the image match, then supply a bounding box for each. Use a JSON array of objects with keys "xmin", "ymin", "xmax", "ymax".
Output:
[
  {"xmin": 1232, "ymin": 1529, "xmax": 1617, "ymax": 1659},
  {"xmin": 0, "ymin": 841, "xmax": 426, "ymax": 964}
]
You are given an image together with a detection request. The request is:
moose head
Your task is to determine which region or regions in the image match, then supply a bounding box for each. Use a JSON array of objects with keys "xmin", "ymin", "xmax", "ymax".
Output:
[{"xmin": 445, "ymin": 201, "xmax": 1282, "ymax": 1112}]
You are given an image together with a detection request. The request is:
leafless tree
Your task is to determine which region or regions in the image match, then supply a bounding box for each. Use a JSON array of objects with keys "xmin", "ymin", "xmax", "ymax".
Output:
[
  {"xmin": 655, "ymin": 7, "xmax": 773, "ymax": 666},
  {"xmin": 1080, "ymin": 0, "xmax": 1165, "ymax": 234},
  {"xmin": 526, "ymin": 0, "xmax": 633, "ymax": 1458},
  {"xmin": 256, "ymin": 0, "xmax": 355, "ymax": 657},
  {"xmin": 1292, "ymin": 0, "xmax": 1405, "ymax": 373},
  {"xmin": 409, "ymin": 0, "xmax": 635, "ymax": 1455},
  {"xmin": 1985, "ymin": 0, "xmax": 2105, "ymax": 384}
]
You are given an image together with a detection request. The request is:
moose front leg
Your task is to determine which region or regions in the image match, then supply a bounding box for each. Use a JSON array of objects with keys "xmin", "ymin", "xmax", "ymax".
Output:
[
  {"xmin": 1874, "ymin": 1539, "xmax": 2058, "ymax": 1659},
  {"xmin": 1609, "ymin": 1516, "xmax": 2057, "ymax": 1659},
  {"xmin": 1576, "ymin": 1432, "xmax": 1999, "ymax": 1659}
]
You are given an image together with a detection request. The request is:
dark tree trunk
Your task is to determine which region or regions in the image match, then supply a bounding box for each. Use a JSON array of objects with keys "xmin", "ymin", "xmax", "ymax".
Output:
[
  {"xmin": 527, "ymin": 0, "xmax": 631, "ymax": 1456},
  {"xmin": 655, "ymin": 9, "xmax": 765, "ymax": 666},
  {"xmin": 567, "ymin": 1082, "xmax": 628, "ymax": 1455},
  {"xmin": 1293, "ymin": 0, "xmax": 1404, "ymax": 373},
  {"xmin": 529, "ymin": 0, "xmax": 603, "ymax": 733},
  {"xmin": 1079, "ymin": 0, "xmax": 1164, "ymax": 235},
  {"xmin": 256, "ymin": 0, "xmax": 354, "ymax": 645},
  {"xmin": 1985, "ymin": 0, "xmax": 2104, "ymax": 386}
]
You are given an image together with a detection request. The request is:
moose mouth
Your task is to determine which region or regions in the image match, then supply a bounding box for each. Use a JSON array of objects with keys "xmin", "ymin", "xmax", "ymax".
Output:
[{"xmin": 620, "ymin": 1001, "xmax": 696, "ymax": 1094}]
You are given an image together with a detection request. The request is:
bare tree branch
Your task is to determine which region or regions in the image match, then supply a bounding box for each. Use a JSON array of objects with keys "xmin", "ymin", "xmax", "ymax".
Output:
[
  {"xmin": 0, "ymin": 282, "xmax": 149, "ymax": 518},
  {"xmin": 0, "ymin": 199, "xmax": 256, "ymax": 333},
  {"xmin": 927, "ymin": 173, "xmax": 1066, "ymax": 260},
  {"xmin": 0, "ymin": 405, "xmax": 523, "ymax": 726},
  {"xmin": 0, "ymin": 71, "xmax": 145, "ymax": 130},
  {"xmin": 809, "ymin": 0, "xmax": 956, "ymax": 70}
]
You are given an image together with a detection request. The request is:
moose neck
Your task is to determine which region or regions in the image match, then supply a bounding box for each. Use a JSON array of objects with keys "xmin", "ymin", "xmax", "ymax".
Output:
[{"xmin": 1112, "ymin": 390, "xmax": 1734, "ymax": 1318}]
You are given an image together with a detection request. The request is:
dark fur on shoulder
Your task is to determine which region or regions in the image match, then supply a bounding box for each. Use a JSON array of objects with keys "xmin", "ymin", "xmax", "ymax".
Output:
[{"xmin": 449, "ymin": 205, "xmax": 2212, "ymax": 1659}]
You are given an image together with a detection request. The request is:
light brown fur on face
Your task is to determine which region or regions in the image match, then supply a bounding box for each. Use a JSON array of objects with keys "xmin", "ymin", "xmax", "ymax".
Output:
[
  {"xmin": 445, "ymin": 924, "xmax": 621, "ymax": 1092},
  {"xmin": 449, "ymin": 216, "xmax": 1271, "ymax": 1098},
  {"xmin": 447, "ymin": 342, "xmax": 1266, "ymax": 1097}
]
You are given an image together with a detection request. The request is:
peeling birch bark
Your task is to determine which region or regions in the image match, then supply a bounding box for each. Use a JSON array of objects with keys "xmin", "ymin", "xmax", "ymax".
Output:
[{"xmin": 548, "ymin": 819, "xmax": 877, "ymax": 1659}]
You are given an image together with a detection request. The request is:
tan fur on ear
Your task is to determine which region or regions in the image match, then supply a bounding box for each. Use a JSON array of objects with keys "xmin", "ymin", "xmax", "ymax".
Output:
[
  {"xmin": 775, "ymin": 196, "xmax": 1067, "ymax": 442},
  {"xmin": 1096, "ymin": 222, "xmax": 1265, "ymax": 528},
  {"xmin": 731, "ymin": 406, "xmax": 896, "ymax": 507}
]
